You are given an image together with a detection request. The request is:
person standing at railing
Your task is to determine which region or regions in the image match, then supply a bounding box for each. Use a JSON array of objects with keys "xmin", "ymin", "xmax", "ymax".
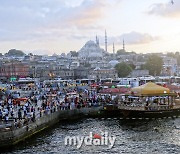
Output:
[
  {"xmin": 18, "ymin": 109, "xmax": 22, "ymax": 120},
  {"xmin": 0, "ymin": 109, "xmax": 2, "ymax": 121},
  {"xmin": 4, "ymin": 114, "xmax": 9, "ymax": 123}
]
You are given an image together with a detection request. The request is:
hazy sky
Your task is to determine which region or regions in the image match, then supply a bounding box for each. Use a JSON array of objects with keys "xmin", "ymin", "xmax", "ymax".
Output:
[{"xmin": 0, "ymin": 0, "xmax": 179, "ymax": 55}]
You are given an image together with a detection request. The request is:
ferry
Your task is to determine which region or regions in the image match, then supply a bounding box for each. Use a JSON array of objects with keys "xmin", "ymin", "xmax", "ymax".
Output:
[{"xmin": 102, "ymin": 82, "xmax": 180, "ymax": 119}]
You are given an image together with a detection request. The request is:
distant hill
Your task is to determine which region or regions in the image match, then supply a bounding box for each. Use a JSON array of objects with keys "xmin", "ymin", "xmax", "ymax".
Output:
[{"xmin": 5, "ymin": 49, "xmax": 26, "ymax": 57}]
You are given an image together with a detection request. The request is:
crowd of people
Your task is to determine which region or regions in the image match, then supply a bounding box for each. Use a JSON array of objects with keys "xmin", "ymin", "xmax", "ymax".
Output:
[{"xmin": 0, "ymin": 83, "xmax": 108, "ymax": 128}]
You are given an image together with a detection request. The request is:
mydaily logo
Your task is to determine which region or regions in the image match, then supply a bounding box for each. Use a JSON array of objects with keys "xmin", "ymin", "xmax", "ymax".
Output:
[{"xmin": 64, "ymin": 132, "xmax": 116, "ymax": 149}]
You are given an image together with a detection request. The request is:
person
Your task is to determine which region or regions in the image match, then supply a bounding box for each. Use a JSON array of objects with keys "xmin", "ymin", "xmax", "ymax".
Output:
[
  {"xmin": 5, "ymin": 114, "xmax": 9, "ymax": 123},
  {"xmin": 0, "ymin": 109, "xmax": 2, "ymax": 121},
  {"xmin": 18, "ymin": 109, "xmax": 22, "ymax": 120},
  {"xmin": 32, "ymin": 111, "xmax": 36, "ymax": 122},
  {"xmin": 10, "ymin": 110, "xmax": 14, "ymax": 118}
]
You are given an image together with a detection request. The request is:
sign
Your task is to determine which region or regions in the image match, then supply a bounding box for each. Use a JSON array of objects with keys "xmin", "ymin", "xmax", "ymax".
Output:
[{"xmin": 10, "ymin": 77, "xmax": 16, "ymax": 81}]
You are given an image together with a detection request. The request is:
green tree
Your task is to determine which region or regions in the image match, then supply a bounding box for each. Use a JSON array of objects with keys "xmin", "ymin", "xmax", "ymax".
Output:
[
  {"xmin": 116, "ymin": 49, "xmax": 136, "ymax": 56},
  {"xmin": 115, "ymin": 62, "xmax": 133, "ymax": 77},
  {"xmin": 128, "ymin": 63, "xmax": 136, "ymax": 70},
  {"xmin": 116, "ymin": 49, "xmax": 127, "ymax": 55},
  {"xmin": 70, "ymin": 51, "xmax": 78, "ymax": 57},
  {"xmin": 5, "ymin": 49, "xmax": 25, "ymax": 57},
  {"xmin": 144, "ymin": 54, "xmax": 163, "ymax": 76}
]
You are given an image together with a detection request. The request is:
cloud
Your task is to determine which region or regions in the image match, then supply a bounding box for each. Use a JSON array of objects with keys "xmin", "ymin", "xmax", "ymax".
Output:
[
  {"xmin": 0, "ymin": 0, "xmax": 114, "ymax": 42},
  {"xmin": 65, "ymin": 0, "xmax": 106, "ymax": 26},
  {"xmin": 96, "ymin": 31, "xmax": 160, "ymax": 46},
  {"xmin": 147, "ymin": 1, "xmax": 180, "ymax": 18},
  {"xmin": 120, "ymin": 31, "xmax": 160, "ymax": 45}
]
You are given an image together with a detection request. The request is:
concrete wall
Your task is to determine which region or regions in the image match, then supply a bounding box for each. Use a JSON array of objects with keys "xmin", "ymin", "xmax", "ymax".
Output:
[{"xmin": 0, "ymin": 107, "xmax": 102, "ymax": 148}]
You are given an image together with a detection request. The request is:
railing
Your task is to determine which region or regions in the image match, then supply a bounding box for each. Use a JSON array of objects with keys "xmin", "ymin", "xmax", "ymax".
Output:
[
  {"xmin": 0, "ymin": 103, "xmax": 103, "ymax": 132},
  {"xmin": 118, "ymin": 102, "xmax": 174, "ymax": 111}
]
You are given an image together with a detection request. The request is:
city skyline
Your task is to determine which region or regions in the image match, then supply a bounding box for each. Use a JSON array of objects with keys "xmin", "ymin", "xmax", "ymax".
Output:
[{"xmin": 0, "ymin": 0, "xmax": 180, "ymax": 55}]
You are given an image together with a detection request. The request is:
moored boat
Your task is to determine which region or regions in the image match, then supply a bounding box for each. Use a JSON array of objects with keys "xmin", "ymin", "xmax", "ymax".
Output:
[{"xmin": 102, "ymin": 82, "xmax": 180, "ymax": 119}]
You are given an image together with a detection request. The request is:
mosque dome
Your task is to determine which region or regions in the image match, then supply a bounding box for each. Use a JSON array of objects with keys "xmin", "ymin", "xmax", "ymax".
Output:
[
  {"xmin": 78, "ymin": 40, "xmax": 105, "ymax": 59},
  {"xmin": 85, "ymin": 40, "xmax": 97, "ymax": 46}
]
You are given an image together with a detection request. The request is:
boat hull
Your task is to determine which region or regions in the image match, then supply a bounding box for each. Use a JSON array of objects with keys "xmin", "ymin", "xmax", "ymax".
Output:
[{"xmin": 100, "ymin": 106, "xmax": 180, "ymax": 119}]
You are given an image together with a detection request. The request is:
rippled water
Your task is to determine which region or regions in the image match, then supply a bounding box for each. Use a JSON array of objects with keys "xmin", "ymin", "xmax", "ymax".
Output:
[{"xmin": 2, "ymin": 118, "xmax": 180, "ymax": 154}]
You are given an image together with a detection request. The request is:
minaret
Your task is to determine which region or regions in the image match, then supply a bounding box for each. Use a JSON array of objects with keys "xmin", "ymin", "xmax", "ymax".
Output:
[
  {"xmin": 105, "ymin": 30, "xmax": 107, "ymax": 52},
  {"xmin": 113, "ymin": 42, "xmax": 115, "ymax": 54},
  {"xmin": 96, "ymin": 35, "xmax": 99, "ymax": 46},
  {"xmin": 123, "ymin": 39, "xmax": 125, "ymax": 51}
]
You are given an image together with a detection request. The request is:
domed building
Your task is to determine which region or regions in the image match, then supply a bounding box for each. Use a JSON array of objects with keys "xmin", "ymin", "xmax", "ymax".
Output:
[
  {"xmin": 78, "ymin": 40, "xmax": 106, "ymax": 60},
  {"xmin": 108, "ymin": 60, "xmax": 119, "ymax": 67}
]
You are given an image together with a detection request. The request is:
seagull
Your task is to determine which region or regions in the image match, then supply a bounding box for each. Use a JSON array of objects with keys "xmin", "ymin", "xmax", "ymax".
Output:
[{"xmin": 171, "ymin": 0, "xmax": 174, "ymax": 5}]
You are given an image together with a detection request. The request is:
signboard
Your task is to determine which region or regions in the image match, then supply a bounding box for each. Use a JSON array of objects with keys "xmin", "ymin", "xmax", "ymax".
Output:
[{"xmin": 10, "ymin": 77, "xmax": 17, "ymax": 81}]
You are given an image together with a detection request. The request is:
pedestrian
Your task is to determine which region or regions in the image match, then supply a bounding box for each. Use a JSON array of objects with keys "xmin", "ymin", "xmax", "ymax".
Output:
[{"xmin": 18, "ymin": 109, "xmax": 22, "ymax": 120}]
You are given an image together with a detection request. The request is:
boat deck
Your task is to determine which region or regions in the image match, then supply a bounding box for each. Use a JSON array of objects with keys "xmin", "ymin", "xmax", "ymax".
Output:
[{"xmin": 118, "ymin": 104, "xmax": 180, "ymax": 111}]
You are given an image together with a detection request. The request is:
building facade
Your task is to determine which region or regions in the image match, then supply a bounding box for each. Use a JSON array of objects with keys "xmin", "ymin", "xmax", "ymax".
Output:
[
  {"xmin": 0, "ymin": 62, "xmax": 29, "ymax": 79},
  {"xmin": 88, "ymin": 68, "xmax": 118, "ymax": 80}
]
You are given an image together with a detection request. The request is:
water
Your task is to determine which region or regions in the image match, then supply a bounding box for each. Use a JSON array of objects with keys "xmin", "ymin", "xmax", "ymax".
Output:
[{"xmin": 2, "ymin": 118, "xmax": 180, "ymax": 154}]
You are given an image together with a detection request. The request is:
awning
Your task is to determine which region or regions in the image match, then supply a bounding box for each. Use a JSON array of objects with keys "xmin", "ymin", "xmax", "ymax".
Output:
[{"xmin": 131, "ymin": 82, "xmax": 170, "ymax": 95}]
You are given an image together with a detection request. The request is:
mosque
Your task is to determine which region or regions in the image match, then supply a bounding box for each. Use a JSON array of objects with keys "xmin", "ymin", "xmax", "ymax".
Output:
[
  {"xmin": 78, "ymin": 31, "xmax": 108, "ymax": 61},
  {"xmin": 78, "ymin": 30, "xmax": 125, "ymax": 63},
  {"xmin": 78, "ymin": 41, "xmax": 104, "ymax": 60}
]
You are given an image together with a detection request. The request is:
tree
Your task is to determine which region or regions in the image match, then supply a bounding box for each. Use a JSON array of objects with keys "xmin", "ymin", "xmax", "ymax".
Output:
[
  {"xmin": 5, "ymin": 49, "xmax": 25, "ymax": 57},
  {"xmin": 70, "ymin": 51, "xmax": 78, "ymax": 57},
  {"xmin": 115, "ymin": 62, "xmax": 133, "ymax": 77},
  {"xmin": 128, "ymin": 63, "xmax": 136, "ymax": 70},
  {"xmin": 116, "ymin": 49, "xmax": 127, "ymax": 55},
  {"xmin": 144, "ymin": 54, "xmax": 163, "ymax": 76}
]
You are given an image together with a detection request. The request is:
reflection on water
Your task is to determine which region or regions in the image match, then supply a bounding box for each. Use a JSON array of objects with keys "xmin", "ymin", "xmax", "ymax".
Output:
[{"xmin": 2, "ymin": 118, "xmax": 180, "ymax": 154}]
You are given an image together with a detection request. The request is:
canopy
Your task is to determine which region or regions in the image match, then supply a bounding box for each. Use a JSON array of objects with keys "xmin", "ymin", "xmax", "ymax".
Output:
[
  {"xmin": 15, "ymin": 98, "xmax": 28, "ymax": 101},
  {"xmin": 90, "ymin": 83, "xmax": 99, "ymax": 87},
  {"xmin": 131, "ymin": 82, "xmax": 170, "ymax": 95}
]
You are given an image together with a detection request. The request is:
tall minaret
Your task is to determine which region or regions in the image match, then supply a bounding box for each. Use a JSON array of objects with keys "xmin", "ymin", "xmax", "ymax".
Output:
[
  {"xmin": 105, "ymin": 30, "xmax": 107, "ymax": 52},
  {"xmin": 123, "ymin": 39, "xmax": 125, "ymax": 51},
  {"xmin": 96, "ymin": 35, "xmax": 99, "ymax": 46},
  {"xmin": 113, "ymin": 42, "xmax": 115, "ymax": 54}
]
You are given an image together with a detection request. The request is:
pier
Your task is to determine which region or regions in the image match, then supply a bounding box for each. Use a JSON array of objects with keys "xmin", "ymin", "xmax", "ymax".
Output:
[{"xmin": 0, "ymin": 106, "xmax": 102, "ymax": 148}]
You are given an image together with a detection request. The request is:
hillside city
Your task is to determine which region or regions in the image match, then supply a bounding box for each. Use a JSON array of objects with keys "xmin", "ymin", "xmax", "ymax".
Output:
[{"xmin": 0, "ymin": 38, "xmax": 179, "ymax": 83}]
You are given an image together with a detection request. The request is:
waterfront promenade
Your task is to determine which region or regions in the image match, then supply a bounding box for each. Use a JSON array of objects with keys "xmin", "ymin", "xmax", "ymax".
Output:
[
  {"xmin": 0, "ymin": 83, "xmax": 106, "ymax": 148},
  {"xmin": 0, "ymin": 105, "xmax": 102, "ymax": 148}
]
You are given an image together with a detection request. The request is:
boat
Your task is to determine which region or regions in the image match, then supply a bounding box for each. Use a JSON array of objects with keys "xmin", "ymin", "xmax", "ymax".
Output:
[{"xmin": 102, "ymin": 82, "xmax": 180, "ymax": 119}]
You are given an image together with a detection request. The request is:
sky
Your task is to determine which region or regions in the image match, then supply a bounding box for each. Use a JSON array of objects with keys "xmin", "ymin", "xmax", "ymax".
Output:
[{"xmin": 0, "ymin": 0, "xmax": 180, "ymax": 55}]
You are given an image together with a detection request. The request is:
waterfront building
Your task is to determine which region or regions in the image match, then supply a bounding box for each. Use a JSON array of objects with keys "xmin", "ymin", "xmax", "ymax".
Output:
[
  {"xmin": 162, "ymin": 57, "xmax": 178, "ymax": 76},
  {"xmin": 90, "ymin": 60, "xmax": 109, "ymax": 68},
  {"xmin": 130, "ymin": 69, "xmax": 149, "ymax": 78},
  {"xmin": 88, "ymin": 67, "xmax": 118, "ymax": 80},
  {"xmin": 69, "ymin": 61, "xmax": 80, "ymax": 69},
  {"xmin": 74, "ymin": 67, "xmax": 90, "ymax": 79},
  {"xmin": 0, "ymin": 61, "xmax": 29, "ymax": 80},
  {"xmin": 108, "ymin": 60, "xmax": 119, "ymax": 67}
]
